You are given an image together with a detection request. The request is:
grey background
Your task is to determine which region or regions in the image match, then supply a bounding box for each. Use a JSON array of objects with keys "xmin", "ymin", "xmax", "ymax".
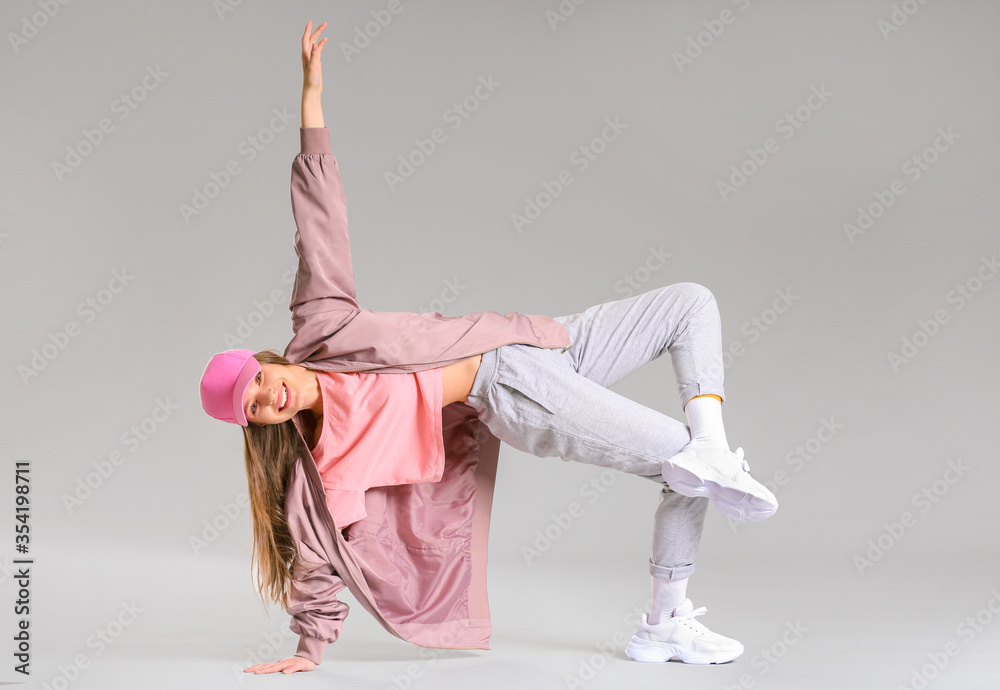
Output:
[{"xmin": 1, "ymin": 0, "xmax": 998, "ymax": 688}]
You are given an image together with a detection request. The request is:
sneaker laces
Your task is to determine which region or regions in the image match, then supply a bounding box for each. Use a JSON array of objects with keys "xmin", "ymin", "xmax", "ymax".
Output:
[
  {"xmin": 673, "ymin": 605, "xmax": 711, "ymax": 635},
  {"xmin": 734, "ymin": 447, "xmax": 750, "ymax": 473}
]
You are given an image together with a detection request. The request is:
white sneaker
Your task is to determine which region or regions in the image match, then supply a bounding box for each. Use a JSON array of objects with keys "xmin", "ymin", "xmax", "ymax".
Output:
[
  {"xmin": 626, "ymin": 598, "xmax": 744, "ymax": 664},
  {"xmin": 660, "ymin": 442, "xmax": 778, "ymax": 522}
]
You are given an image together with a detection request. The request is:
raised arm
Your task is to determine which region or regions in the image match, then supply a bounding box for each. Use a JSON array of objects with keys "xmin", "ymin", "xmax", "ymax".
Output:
[{"xmin": 288, "ymin": 20, "xmax": 360, "ymax": 323}]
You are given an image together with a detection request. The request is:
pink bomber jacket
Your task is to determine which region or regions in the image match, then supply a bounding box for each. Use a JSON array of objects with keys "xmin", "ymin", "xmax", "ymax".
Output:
[{"xmin": 280, "ymin": 127, "xmax": 571, "ymax": 665}]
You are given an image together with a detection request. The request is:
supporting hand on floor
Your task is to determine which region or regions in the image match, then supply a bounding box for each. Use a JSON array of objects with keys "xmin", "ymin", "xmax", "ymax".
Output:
[{"xmin": 244, "ymin": 655, "xmax": 317, "ymax": 674}]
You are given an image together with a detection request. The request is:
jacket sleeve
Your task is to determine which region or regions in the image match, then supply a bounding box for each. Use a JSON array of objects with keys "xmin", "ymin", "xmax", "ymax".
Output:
[
  {"xmin": 288, "ymin": 126, "xmax": 360, "ymax": 319},
  {"xmin": 286, "ymin": 536, "xmax": 350, "ymax": 665}
]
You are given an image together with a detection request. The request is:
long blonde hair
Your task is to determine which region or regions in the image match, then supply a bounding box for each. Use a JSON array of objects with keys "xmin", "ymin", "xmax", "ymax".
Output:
[{"xmin": 241, "ymin": 349, "xmax": 321, "ymax": 611}]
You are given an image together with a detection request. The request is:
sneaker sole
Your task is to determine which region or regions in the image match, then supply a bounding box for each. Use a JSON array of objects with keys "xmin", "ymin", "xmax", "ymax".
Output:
[
  {"xmin": 661, "ymin": 455, "xmax": 777, "ymax": 522},
  {"xmin": 625, "ymin": 636, "xmax": 743, "ymax": 664}
]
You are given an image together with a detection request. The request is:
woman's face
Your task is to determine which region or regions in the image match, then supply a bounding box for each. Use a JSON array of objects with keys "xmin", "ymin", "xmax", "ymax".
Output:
[{"xmin": 243, "ymin": 363, "xmax": 296, "ymax": 426}]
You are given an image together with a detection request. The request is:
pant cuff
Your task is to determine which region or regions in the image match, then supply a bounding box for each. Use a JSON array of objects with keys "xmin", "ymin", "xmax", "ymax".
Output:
[
  {"xmin": 649, "ymin": 557, "xmax": 696, "ymax": 581},
  {"xmin": 679, "ymin": 382, "xmax": 726, "ymax": 410}
]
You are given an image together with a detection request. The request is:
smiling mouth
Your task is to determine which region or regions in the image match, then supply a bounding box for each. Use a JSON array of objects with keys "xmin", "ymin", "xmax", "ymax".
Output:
[{"xmin": 278, "ymin": 383, "xmax": 288, "ymax": 411}]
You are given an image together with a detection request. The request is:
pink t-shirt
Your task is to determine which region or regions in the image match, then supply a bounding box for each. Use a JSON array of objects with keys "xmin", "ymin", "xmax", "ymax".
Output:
[{"xmin": 308, "ymin": 368, "xmax": 445, "ymax": 530}]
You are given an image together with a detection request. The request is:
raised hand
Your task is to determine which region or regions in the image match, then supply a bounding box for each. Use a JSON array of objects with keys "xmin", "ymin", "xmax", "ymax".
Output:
[{"xmin": 302, "ymin": 20, "xmax": 327, "ymax": 93}]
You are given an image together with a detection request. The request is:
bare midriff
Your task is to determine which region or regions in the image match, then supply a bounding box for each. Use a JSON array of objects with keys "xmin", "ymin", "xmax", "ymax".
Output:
[{"xmin": 440, "ymin": 353, "xmax": 483, "ymax": 407}]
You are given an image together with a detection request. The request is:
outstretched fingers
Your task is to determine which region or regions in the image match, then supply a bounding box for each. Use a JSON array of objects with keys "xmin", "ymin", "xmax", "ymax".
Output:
[{"xmin": 303, "ymin": 21, "xmax": 328, "ymax": 53}]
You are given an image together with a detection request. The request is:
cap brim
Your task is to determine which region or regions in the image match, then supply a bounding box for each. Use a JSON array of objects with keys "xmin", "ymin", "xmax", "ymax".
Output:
[{"xmin": 230, "ymin": 357, "xmax": 261, "ymax": 426}]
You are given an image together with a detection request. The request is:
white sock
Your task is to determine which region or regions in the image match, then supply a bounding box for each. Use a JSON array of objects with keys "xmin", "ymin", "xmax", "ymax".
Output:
[
  {"xmin": 648, "ymin": 576, "xmax": 688, "ymax": 625},
  {"xmin": 684, "ymin": 395, "xmax": 729, "ymax": 450}
]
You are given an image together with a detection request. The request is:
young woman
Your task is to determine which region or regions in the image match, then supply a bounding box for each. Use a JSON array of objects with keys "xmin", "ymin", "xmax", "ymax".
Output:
[{"xmin": 199, "ymin": 21, "xmax": 777, "ymax": 675}]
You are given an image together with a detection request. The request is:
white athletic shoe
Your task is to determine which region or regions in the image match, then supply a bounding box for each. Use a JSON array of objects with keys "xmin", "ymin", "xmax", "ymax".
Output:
[
  {"xmin": 660, "ymin": 442, "xmax": 778, "ymax": 522},
  {"xmin": 626, "ymin": 598, "xmax": 744, "ymax": 664}
]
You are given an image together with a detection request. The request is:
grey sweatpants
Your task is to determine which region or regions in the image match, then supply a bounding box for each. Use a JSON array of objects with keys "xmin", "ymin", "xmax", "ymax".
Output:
[{"xmin": 465, "ymin": 282, "xmax": 726, "ymax": 582}]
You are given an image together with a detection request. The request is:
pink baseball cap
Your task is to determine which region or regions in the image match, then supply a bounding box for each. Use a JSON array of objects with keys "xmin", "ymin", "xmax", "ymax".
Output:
[{"xmin": 200, "ymin": 349, "xmax": 261, "ymax": 426}]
